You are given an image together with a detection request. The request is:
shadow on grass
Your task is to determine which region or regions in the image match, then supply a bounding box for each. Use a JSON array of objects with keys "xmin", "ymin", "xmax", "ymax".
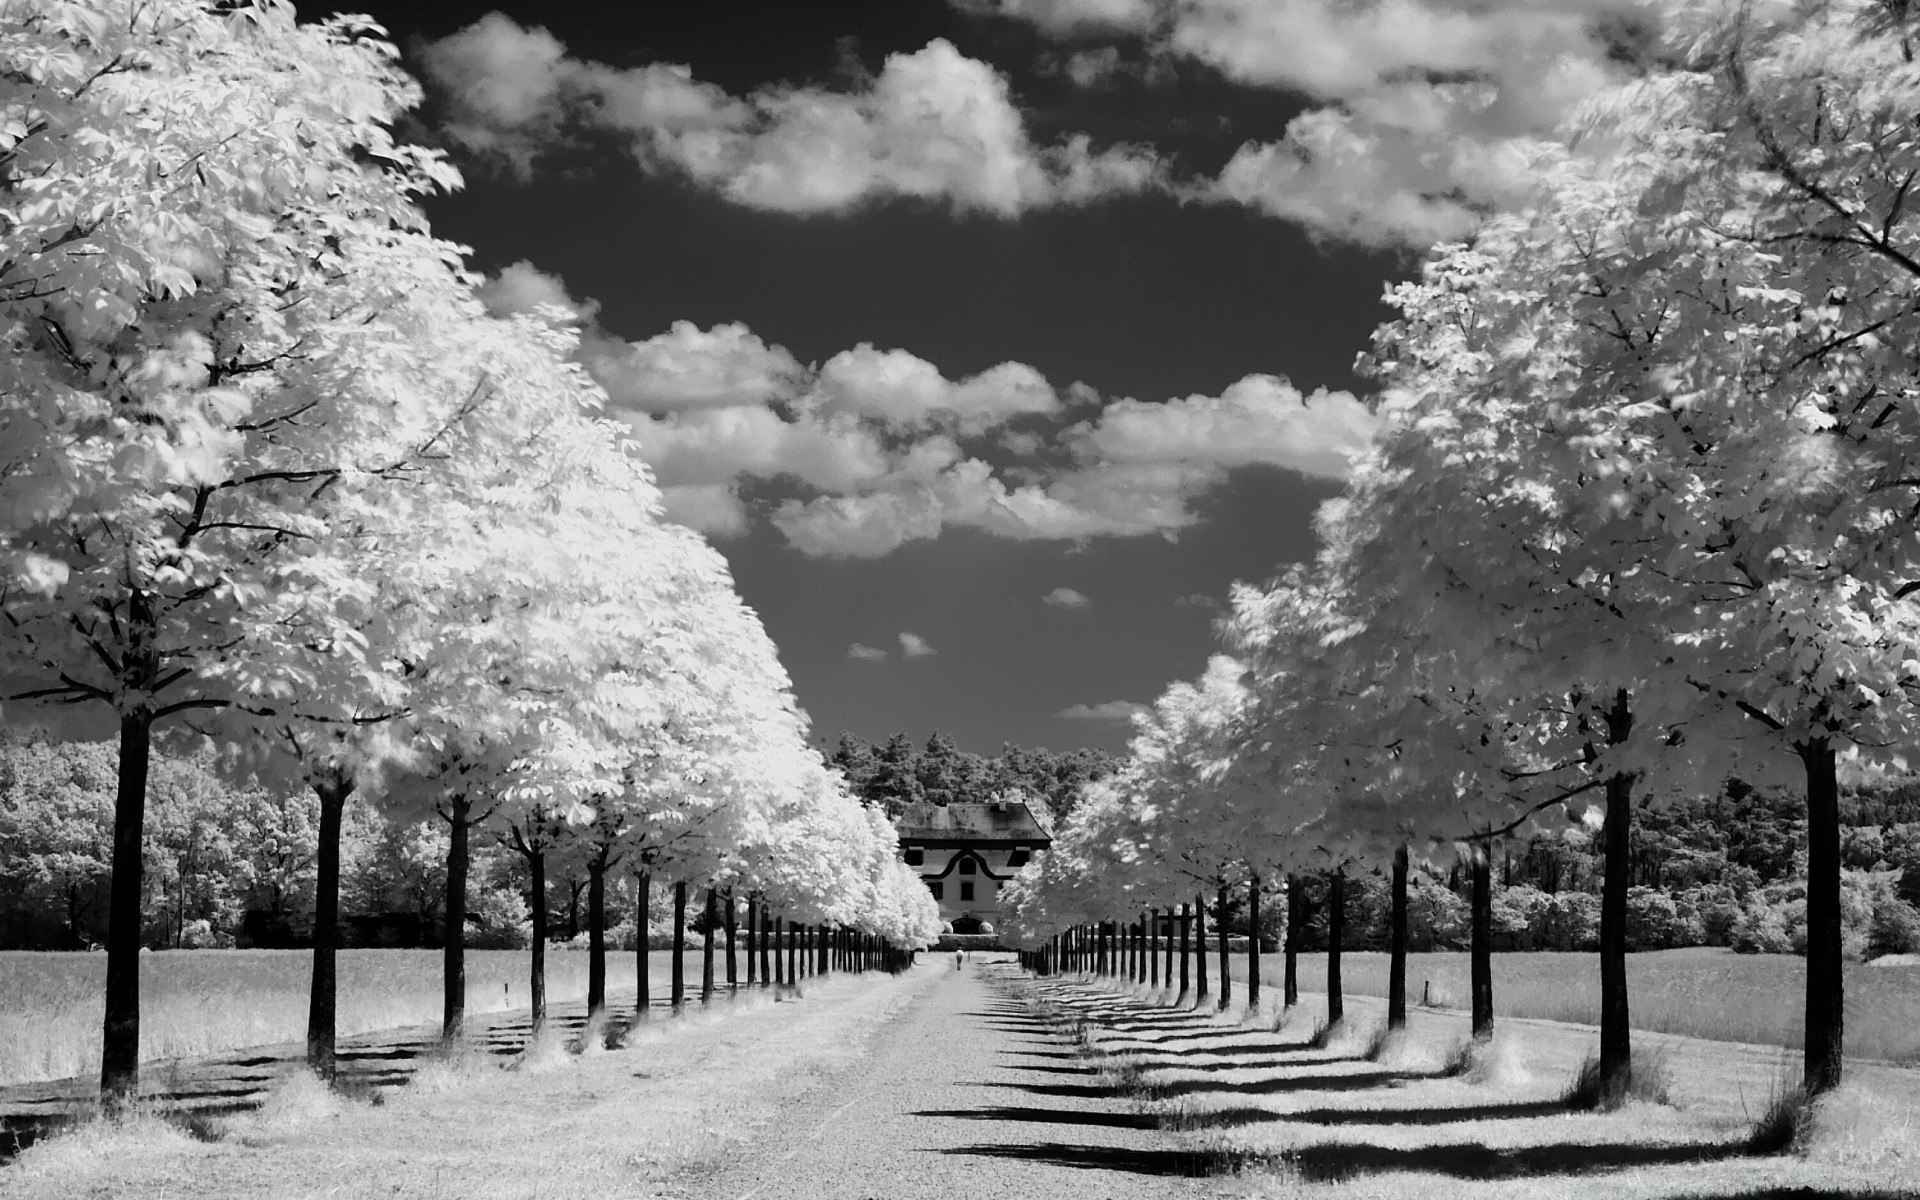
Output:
[
  {"xmin": 1273, "ymin": 1097, "xmax": 1572, "ymax": 1126},
  {"xmin": 937, "ymin": 1141, "xmax": 1263, "ymax": 1177},
  {"xmin": 1285, "ymin": 1138, "xmax": 1746, "ymax": 1183},
  {"xmin": 911, "ymin": 1106, "xmax": 1154, "ymax": 1130}
]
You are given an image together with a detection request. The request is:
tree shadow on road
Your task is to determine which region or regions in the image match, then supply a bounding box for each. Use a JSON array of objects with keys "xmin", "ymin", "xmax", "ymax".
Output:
[{"xmin": 911, "ymin": 1105, "xmax": 1154, "ymax": 1129}]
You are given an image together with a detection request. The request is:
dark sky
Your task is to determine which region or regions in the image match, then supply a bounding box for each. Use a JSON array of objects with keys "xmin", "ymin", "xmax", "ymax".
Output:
[{"xmin": 337, "ymin": 0, "xmax": 1401, "ymax": 754}]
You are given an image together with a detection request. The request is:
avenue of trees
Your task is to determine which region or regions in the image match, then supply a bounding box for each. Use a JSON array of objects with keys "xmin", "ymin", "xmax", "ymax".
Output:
[
  {"xmin": 1005, "ymin": 0, "xmax": 1920, "ymax": 1106},
  {"xmin": 0, "ymin": 1, "xmax": 938, "ymax": 1104}
]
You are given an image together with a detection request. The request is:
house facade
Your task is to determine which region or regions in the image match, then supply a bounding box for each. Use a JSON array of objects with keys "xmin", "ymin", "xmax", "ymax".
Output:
[{"xmin": 893, "ymin": 800, "xmax": 1051, "ymax": 934}]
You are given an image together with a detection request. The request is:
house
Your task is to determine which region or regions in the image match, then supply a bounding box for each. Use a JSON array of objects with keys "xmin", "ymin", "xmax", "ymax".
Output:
[{"xmin": 894, "ymin": 800, "xmax": 1051, "ymax": 934}]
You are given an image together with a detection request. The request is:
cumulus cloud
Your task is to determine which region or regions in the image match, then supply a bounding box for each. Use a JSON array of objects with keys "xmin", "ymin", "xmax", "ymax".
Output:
[
  {"xmin": 1174, "ymin": 592, "xmax": 1219, "ymax": 609},
  {"xmin": 948, "ymin": 0, "xmax": 1640, "ymax": 247},
  {"xmin": 848, "ymin": 642, "xmax": 890, "ymax": 661},
  {"xmin": 1042, "ymin": 587, "xmax": 1091, "ymax": 609},
  {"xmin": 423, "ymin": 19, "xmax": 1164, "ymax": 216},
  {"xmin": 1057, "ymin": 700, "xmax": 1148, "ymax": 721},
  {"xmin": 898, "ymin": 632, "xmax": 938, "ymax": 658},
  {"xmin": 485, "ymin": 262, "xmax": 1378, "ymax": 555}
]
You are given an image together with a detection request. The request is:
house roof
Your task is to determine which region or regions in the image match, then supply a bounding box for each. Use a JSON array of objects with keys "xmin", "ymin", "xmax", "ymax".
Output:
[{"xmin": 894, "ymin": 801, "xmax": 1052, "ymax": 847}]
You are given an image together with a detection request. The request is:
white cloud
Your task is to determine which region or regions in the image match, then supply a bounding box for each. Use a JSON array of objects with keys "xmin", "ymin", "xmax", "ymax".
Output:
[
  {"xmin": 1042, "ymin": 587, "xmax": 1091, "ymax": 609},
  {"xmin": 898, "ymin": 631, "xmax": 938, "ymax": 658},
  {"xmin": 485, "ymin": 265, "xmax": 1378, "ymax": 557},
  {"xmin": 1174, "ymin": 592, "xmax": 1219, "ymax": 609},
  {"xmin": 1066, "ymin": 375, "xmax": 1376, "ymax": 479},
  {"xmin": 1057, "ymin": 700, "xmax": 1148, "ymax": 721},
  {"xmin": 848, "ymin": 642, "xmax": 890, "ymax": 661},
  {"xmin": 424, "ymin": 23, "xmax": 1164, "ymax": 216},
  {"xmin": 958, "ymin": 0, "xmax": 1157, "ymax": 34},
  {"xmin": 476, "ymin": 259, "xmax": 600, "ymax": 322},
  {"xmin": 588, "ymin": 321, "xmax": 807, "ymax": 414}
]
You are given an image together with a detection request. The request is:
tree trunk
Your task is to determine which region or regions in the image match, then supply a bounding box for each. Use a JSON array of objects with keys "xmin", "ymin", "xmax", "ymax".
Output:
[
  {"xmin": 101, "ymin": 708, "xmax": 153, "ymax": 1104},
  {"xmin": 1801, "ymin": 735, "xmax": 1844, "ymax": 1095},
  {"xmin": 745, "ymin": 894, "xmax": 758, "ymax": 986},
  {"xmin": 635, "ymin": 869, "xmax": 651, "ymax": 1018},
  {"xmin": 1216, "ymin": 882, "xmax": 1232, "ymax": 1011},
  {"xmin": 528, "ymin": 845, "xmax": 548, "ymax": 1037},
  {"xmin": 305, "ymin": 771, "xmax": 353, "ymax": 1081},
  {"xmin": 1179, "ymin": 903, "xmax": 1191, "ymax": 995},
  {"xmin": 1327, "ymin": 869, "xmax": 1344, "ymax": 1026},
  {"xmin": 442, "ymin": 793, "xmax": 472, "ymax": 1045},
  {"xmin": 759, "ymin": 906, "xmax": 772, "ymax": 985},
  {"xmin": 701, "ymin": 888, "xmax": 717, "ymax": 1002},
  {"xmin": 1163, "ymin": 907, "xmax": 1174, "ymax": 985},
  {"xmin": 725, "ymin": 889, "xmax": 738, "ymax": 989},
  {"xmin": 1247, "ymin": 873, "xmax": 1261, "ymax": 1011},
  {"xmin": 1148, "ymin": 907, "xmax": 1159, "ymax": 988},
  {"xmin": 671, "ymin": 881, "xmax": 687, "ymax": 1010},
  {"xmin": 587, "ymin": 860, "xmax": 607, "ymax": 1019},
  {"xmin": 1284, "ymin": 874, "xmax": 1301, "ymax": 1008},
  {"xmin": 1596, "ymin": 688, "xmax": 1635, "ymax": 1102},
  {"xmin": 1194, "ymin": 895, "xmax": 1208, "ymax": 1003},
  {"xmin": 1388, "ymin": 845, "xmax": 1409, "ymax": 1031},
  {"xmin": 1471, "ymin": 844, "xmax": 1494, "ymax": 1041}
]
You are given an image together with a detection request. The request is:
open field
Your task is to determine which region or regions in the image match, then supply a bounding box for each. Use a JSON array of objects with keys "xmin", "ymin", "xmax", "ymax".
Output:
[
  {"xmin": 0, "ymin": 965, "xmax": 933, "ymax": 1200},
  {"xmin": 1040, "ymin": 973, "xmax": 1920, "ymax": 1200},
  {"xmin": 0, "ymin": 948, "xmax": 710, "ymax": 1087},
  {"xmin": 1222, "ymin": 948, "xmax": 1920, "ymax": 1065}
]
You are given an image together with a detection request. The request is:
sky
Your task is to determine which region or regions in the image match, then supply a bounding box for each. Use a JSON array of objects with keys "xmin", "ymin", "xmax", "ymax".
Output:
[{"xmin": 329, "ymin": 0, "xmax": 1619, "ymax": 754}]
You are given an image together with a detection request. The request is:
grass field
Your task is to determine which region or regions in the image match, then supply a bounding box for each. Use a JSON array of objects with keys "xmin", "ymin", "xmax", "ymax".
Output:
[
  {"xmin": 1, "ymin": 966, "xmax": 931, "ymax": 1200},
  {"xmin": 0, "ymin": 948, "xmax": 709, "ymax": 1087},
  {"xmin": 1222, "ymin": 947, "xmax": 1920, "ymax": 1064}
]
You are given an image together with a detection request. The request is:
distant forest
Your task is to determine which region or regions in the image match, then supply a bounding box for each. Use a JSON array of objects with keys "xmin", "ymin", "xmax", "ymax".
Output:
[{"xmin": 827, "ymin": 732, "xmax": 1117, "ymax": 827}]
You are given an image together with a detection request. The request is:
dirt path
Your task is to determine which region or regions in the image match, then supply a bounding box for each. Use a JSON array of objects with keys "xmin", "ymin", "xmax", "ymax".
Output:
[{"xmin": 686, "ymin": 959, "xmax": 1202, "ymax": 1200}]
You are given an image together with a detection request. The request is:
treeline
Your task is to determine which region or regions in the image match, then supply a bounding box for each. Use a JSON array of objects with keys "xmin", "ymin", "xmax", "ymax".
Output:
[
  {"xmin": 828, "ymin": 731, "xmax": 1116, "ymax": 822},
  {"xmin": 0, "ymin": 736, "xmax": 720, "ymax": 953}
]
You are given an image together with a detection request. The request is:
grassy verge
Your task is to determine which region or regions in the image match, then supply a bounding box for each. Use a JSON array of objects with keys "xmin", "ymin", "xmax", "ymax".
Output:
[
  {"xmin": 2, "ymin": 965, "xmax": 933, "ymax": 1200},
  {"xmin": 1221, "ymin": 947, "xmax": 1920, "ymax": 1063},
  {"xmin": 1032, "ymin": 973, "xmax": 1920, "ymax": 1199},
  {"xmin": 0, "ymin": 948, "xmax": 708, "ymax": 1086}
]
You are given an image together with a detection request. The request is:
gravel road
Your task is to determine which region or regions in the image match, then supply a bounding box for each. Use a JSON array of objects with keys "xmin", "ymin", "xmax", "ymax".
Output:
[{"xmin": 688, "ymin": 959, "xmax": 1204, "ymax": 1200}]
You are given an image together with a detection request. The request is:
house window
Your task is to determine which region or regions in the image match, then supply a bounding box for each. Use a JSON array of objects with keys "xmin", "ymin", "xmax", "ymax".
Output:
[
  {"xmin": 904, "ymin": 848, "xmax": 924, "ymax": 866},
  {"xmin": 960, "ymin": 882, "xmax": 975, "ymax": 901},
  {"xmin": 958, "ymin": 857, "xmax": 977, "ymax": 875},
  {"xmin": 1007, "ymin": 849, "xmax": 1030, "ymax": 867},
  {"xmin": 928, "ymin": 881, "xmax": 944, "ymax": 900}
]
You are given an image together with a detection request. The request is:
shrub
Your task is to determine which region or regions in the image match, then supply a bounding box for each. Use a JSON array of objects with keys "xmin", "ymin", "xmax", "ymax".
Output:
[
  {"xmin": 1731, "ymin": 897, "xmax": 1795, "ymax": 954},
  {"xmin": 1627, "ymin": 886, "xmax": 1702, "ymax": 950},
  {"xmin": 1533, "ymin": 892, "xmax": 1601, "ymax": 951},
  {"xmin": 468, "ymin": 887, "xmax": 529, "ymax": 950},
  {"xmin": 1490, "ymin": 885, "xmax": 1548, "ymax": 951},
  {"xmin": 1868, "ymin": 895, "xmax": 1920, "ymax": 959},
  {"xmin": 1409, "ymin": 878, "xmax": 1469, "ymax": 950}
]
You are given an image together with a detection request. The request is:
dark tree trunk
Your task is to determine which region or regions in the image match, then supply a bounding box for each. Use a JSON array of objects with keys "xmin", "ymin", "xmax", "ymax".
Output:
[
  {"xmin": 1148, "ymin": 907, "xmax": 1159, "ymax": 988},
  {"xmin": 1179, "ymin": 903, "xmax": 1191, "ymax": 995},
  {"xmin": 1216, "ymin": 882, "xmax": 1232, "ymax": 1010},
  {"xmin": 1598, "ymin": 688, "xmax": 1635, "ymax": 1103},
  {"xmin": 725, "ymin": 889, "xmax": 738, "ymax": 989},
  {"xmin": 1193, "ymin": 895, "xmax": 1208, "ymax": 1003},
  {"xmin": 1284, "ymin": 874, "xmax": 1301, "ymax": 1008},
  {"xmin": 1471, "ymin": 844, "xmax": 1494, "ymax": 1041},
  {"xmin": 1388, "ymin": 845, "xmax": 1409, "ymax": 1030},
  {"xmin": 745, "ymin": 894, "xmax": 758, "ymax": 986},
  {"xmin": 587, "ymin": 860, "xmax": 607, "ymax": 1019},
  {"xmin": 759, "ymin": 906, "xmax": 771, "ymax": 985},
  {"xmin": 1163, "ymin": 907, "xmax": 1174, "ymax": 985},
  {"xmin": 442, "ymin": 793, "xmax": 472, "ymax": 1045},
  {"xmin": 787, "ymin": 914, "xmax": 799, "ymax": 985},
  {"xmin": 101, "ymin": 708, "xmax": 154, "ymax": 1104},
  {"xmin": 701, "ymin": 887, "xmax": 717, "ymax": 1002},
  {"xmin": 1327, "ymin": 869, "xmax": 1344, "ymax": 1025},
  {"xmin": 528, "ymin": 845, "xmax": 548, "ymax": 1036},
  {"xmin": 635, "ymin": 869, "xmax": 651, "ymax": 1017},
  {"xmin": 1247, "ymin": 873, "xmax": 1261, "ymax": 1011},
  {"xmin": 1801, "ymin": 736, "xmax": 1844, "ymax": 1094},
  {"xmin": 305, "ymin": 771, "xmax": 353, "ymax": 1081},
  {"xmin": 671, "ymin": 881, "xmax": 687, "ymax": 1010}
]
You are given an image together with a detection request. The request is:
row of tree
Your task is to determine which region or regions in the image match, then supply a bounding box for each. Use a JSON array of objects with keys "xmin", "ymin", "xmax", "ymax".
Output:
[
  {"xmin": 0, "ymin": 2, "xmax": 938, "ymax": 1101},
  {"xmin": 1003, "ymin": 0, "xmax": 1920, "ymax": 1105}
]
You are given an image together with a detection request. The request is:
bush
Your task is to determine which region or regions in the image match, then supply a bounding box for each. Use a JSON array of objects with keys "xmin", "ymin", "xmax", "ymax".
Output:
[
  {"xmin": 1679, "ymin": 883, "xmax": 1744, "ymax": 947},
  {"xmin": 1731, "ymin": 896, "xmax": 1795, "ymax": 954},
  {"xmin": 468, "ymin": 886, "xmax": 529, "ymax": 950},
  {"xmin": 1490, "ymin": 885, "xmax": 1549, "ymax": 951},
  {"xmin": 1407, "ymin": 878, "xmax": 1469, "ymax": 950},
  {"xmin": 1868, "ymin": 895, "xmax": 1920, "ymax": 959},
  {"xmin": 1627, "ymin": 886, "xmax": 1703, "ymax": 950},
  {"xmin": 1533, "ymin": 892, "xmax": 1601, "ymax": 951}
]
